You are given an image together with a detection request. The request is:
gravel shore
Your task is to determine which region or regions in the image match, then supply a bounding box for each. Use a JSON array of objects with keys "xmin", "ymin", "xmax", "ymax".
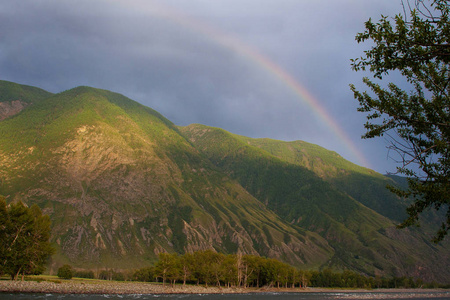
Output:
[
  {"xmin": 0, "ymin": 280, "xmax": 248, "ymax": 294},
  {"xmin": 0, "ymin": 280, "xmax": 449, "ymax": 298}
]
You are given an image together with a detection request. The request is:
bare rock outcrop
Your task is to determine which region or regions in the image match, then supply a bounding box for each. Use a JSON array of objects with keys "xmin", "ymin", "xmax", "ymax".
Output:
[{"xmin": 0, "ymin": 100, "xmax": 27, "ymax": 120}]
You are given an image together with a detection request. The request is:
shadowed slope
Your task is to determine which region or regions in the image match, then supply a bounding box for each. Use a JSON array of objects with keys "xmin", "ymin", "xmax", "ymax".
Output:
[{"xmin": 180, "ymin": 124, "xmax": 450, "ymax": 282}]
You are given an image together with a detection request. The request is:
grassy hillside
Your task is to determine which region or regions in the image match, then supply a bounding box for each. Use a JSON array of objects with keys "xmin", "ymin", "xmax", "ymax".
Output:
[
  {"xmin": 1, "ymin": 81, "xmax": 448, "ymax": 283},
  {"xmin": 241, "ymin": 137, "xmax": 447, "ymax": 233},
  {"xmin": 0, "ymin": 80, "xmax": 53, "ymax": 121},
  {"xmin": 0, "ymin": 83, "xmax": 332, "ymax": 272},
  {"xmin": 180, "ymin": 124, "xmax": 450, "ymax": 282},
  {"xmin": 0, "ymin": 80, "xmax": 53, "ymax": 103},
  {"xmin": 231, "ymin": 135, "xmax": 415, "ymax": 225}
]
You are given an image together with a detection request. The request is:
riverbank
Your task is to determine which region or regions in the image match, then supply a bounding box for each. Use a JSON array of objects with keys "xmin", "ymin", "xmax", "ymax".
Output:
[
  {"xmin": 0, "ymin": 280, "xmax": 237, "ymax": 294},
  {"xmin": 1, "ymin": 279, "xmax": 449, "ymax": 297}
]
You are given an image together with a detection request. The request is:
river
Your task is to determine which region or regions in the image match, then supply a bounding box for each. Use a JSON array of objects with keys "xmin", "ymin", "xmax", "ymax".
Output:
[{"xmin": 1, "ymin": 292, "xmax": 449, "ymax": 300}]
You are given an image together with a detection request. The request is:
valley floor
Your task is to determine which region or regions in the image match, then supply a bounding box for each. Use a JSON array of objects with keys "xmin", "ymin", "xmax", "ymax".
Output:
[{"xmin": 0, "ymin": 279, "xmax": 449, "ymax": 298}]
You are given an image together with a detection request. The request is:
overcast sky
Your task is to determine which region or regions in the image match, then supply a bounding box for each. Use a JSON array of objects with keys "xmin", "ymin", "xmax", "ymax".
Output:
[{"xmin": 1, "ymin": 0, "xmax": 407, "ymax": 173}]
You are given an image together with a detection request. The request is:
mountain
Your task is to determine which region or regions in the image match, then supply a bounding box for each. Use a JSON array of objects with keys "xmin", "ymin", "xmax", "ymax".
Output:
[
  {"xmin": 0, "ymin": 81, "xmax": 331, "ymax": 272},
  {"xmin": 0, "ymin": 80, "xmax": 448, "ymax": 282},
  {"xmin": 179, "ymin": 125, "xmax": 450, "ymax": 282}
]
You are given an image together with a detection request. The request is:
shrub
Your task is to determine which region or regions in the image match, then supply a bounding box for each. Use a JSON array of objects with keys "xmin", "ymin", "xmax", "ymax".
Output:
[
  {"xmin": 57, "ymin": 264, "xmax": 73, "ymax": 280},
  {"xmin": 112, "ymin": 271, "xmax": 125, "ymax": 281}
]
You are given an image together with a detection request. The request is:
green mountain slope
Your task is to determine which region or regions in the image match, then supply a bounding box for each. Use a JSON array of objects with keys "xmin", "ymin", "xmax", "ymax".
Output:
[
  {"xmin": 240, "ymin": 137, "xmax": 449, "ymax": 237},
  {"xmin": 0, "ymin": 80, "xmax": 52, "ymax": 103},
  {"xmin": 0, "ymin": 81, "xmax": 332, "ymax": 272},
  {"xmin": 180, "ymin": 124, "xmax": 450, "ymax": 282},
  {"xmin": 1, "ymin": 80, "xmax": 448, "ymax": 283},
  {"xmin": 238, "ymin": 137, "xmax": 409, "ymax": 222},
  {"xmin": 0, "ymin": 80, "xmax": 53, "ymax": 120}
]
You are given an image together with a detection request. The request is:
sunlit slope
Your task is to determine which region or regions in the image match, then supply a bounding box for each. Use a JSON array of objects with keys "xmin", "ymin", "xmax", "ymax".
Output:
[
  {"xmin": 0, "ymin": 80, "xmax": 53, "ymax": 103},
  {"xmin": 0, "ymin": 80, "xmax": 53, "ymax": 120},
  {"xmin": 236, "ymin": 136, "xmax": 408, "ymax": 222},
  {"xmin": 180, "ymin": 124, "xmax": 450, "ymax": 282},
  {"xmin": 0, "ymin": 83, "xmax": 332, "ymax": 271}
]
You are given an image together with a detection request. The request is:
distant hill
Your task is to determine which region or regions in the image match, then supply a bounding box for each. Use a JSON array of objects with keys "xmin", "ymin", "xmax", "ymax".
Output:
[
  {"xmin": 180, "ymin": 124, "xmax": 449, "ymax": 282},
  {"xmin": 0, "ymin": 80, "xmax": 448, "ymax": 282}
]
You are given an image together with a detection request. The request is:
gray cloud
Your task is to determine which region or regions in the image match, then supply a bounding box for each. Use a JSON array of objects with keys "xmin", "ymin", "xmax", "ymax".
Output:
[{"xmin": 0, "ymin": 0, "xmax": 406, "ymax": 172}]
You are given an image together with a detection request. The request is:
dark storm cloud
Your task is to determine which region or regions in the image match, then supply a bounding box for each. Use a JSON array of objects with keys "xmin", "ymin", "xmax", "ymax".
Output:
[{"xmin": 1, "ymin": 0, "xmax": 406, "ymax": 172}]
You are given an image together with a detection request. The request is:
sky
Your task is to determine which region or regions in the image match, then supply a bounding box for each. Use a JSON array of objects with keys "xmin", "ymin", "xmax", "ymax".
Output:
[{"xmin": 1, "ymin": 0, "xmax": 408, "ymax": 173}]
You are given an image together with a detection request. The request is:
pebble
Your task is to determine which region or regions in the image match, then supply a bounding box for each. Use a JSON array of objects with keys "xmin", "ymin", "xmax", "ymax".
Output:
[
  {"xmin": 0, "ymin": 280, "xmax": 448, "ymax": 298},
  {"xmin": 0, "ymin": 280, "xmax": 248, "ymax": 294}
]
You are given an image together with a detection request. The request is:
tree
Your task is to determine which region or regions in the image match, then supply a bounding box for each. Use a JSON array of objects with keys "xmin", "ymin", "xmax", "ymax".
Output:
[
  {"xmin": 242, "ymin": 255, "xmax": 262, "ymax": 287},
  {"xmin": 350, "ymin": 0, "xmax": 450, "ymax": 242},
  {"xmin": 57, "ymin": 264, "xmax": 73, "ymax": 279},
  {"xmin": 99, "ymin": 269, "xmax": 112, "ymax": 280},
  {"xmin": 0, "ymin": 199, "xmax": 54, "ymax": 280},
  {"xmin": 222, "ymin": 254, "xmax": 237, "ymax": 287},
  {"xmin": 298, "ymin": 269, "xmax": 311, "ymax": 288},
  {"xmin": 154, "ymin": 253, "xmax": 179, "ymax": 287},
  {"xmin": 179, "ymin": 253, "xmax": 194, "ymax": 286},
  {"xmin": 0, "ymin": 197, "xmax": 8, "ymax": 276}
]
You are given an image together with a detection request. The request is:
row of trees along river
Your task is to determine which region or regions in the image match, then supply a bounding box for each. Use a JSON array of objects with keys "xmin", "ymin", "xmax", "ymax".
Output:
[
  {"xmin": 58, "ymin": 251, "xmax": 448, "ymax": 290},
  {"xmin": 128, "ymin": 251, "xmax": 445, "ymax": 289}
]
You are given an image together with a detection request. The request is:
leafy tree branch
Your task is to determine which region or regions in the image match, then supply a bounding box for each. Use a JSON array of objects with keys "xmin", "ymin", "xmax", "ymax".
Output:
[{"xmin": 350, "ymin": 0, "xmax": 450, "ymax": 242}]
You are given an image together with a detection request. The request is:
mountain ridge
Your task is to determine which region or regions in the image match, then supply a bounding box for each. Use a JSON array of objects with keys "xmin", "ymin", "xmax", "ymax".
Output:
[
  {"xmin": 0, "ymin": 81, "xmax": 332, "ymax": 271},
  {"xmin": 181, "ymin": 123, "xmax": 449, "ymax": 281},
  {"xmin": 0, "ymin": 80, "xmax": 448, "ymax": 282}
]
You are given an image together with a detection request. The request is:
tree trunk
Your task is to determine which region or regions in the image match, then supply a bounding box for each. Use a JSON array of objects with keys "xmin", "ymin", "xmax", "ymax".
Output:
[{"xmin": 13, "ymin": 267, "xmax": 21, "ymax": 281}]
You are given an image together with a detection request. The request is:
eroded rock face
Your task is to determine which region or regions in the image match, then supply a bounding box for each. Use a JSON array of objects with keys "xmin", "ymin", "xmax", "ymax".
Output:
[{"xmin": 0, "ymin": 100, "xmax": 27, "ymax": 120}]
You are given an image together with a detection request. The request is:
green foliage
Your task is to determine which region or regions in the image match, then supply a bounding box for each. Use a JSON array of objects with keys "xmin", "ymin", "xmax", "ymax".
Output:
[
  {"xmin": 0, "ymin": 198, "xmax": 54, "ymax": 280},
  {"xmin": 350, "ymin": 0, "xmax": 450, "ymax": 242},
  {"xmin": 73, "ymin": 270, "xmax": 95, "ymax": 279},
  {"xmin": 133, "ymin": 266, "xmax": 155, "ymax": 282},
  {"xmin": 154, "ymin": 252, "xmax": 180, "ymax": 287},
  {"xmin": 97, "ymin": 269, "xmax": 125, "ymax": 281},
  {"xmin": 146, "ymin": 250, "xmax": 444, "ymax": 288},
  {"xmin": 57, "ymin": 264, "xmax": 73, "ymax": 279},
  {"xmin": 112, "ymin": 271, "xmax": 125, "ymax": 281}
]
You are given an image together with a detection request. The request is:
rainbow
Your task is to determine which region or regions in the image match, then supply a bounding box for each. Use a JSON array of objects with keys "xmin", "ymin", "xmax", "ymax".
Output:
[{"xmin": 119, "ymin": 0, "xmax": 371, "ymax": 168}]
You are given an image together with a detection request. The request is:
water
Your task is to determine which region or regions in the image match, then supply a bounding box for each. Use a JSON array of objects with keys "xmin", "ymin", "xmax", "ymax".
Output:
[{"xmin": 0, "ymin": 292, "xmax": 449, "ymax": 300}]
